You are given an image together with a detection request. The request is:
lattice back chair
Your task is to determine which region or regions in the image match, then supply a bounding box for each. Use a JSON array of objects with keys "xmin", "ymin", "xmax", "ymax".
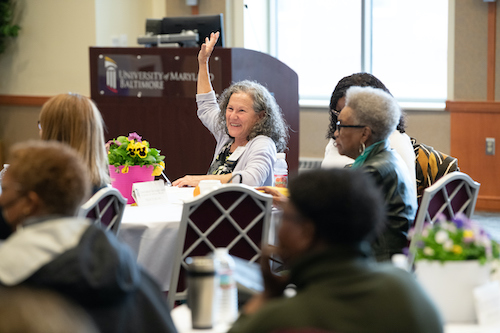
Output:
[
  {"xmin": 407, "ymin": 172, "xmax": 480, "ymax": 270},
  {"xmin": 167, "ymin": 184, "xmax": 273, "ymax": 308},
  {"xmin": 78, "ymin": 187, "xmax": 127, "ymax": 235}
]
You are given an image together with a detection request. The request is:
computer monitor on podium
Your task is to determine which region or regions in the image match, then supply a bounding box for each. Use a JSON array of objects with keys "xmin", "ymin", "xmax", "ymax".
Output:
[{"xmin": 146, "ymin": 14, "xmax": 224, "ymax": 47}]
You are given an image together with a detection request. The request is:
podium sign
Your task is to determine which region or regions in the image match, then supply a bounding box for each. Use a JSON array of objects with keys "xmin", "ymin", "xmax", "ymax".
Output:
[{"xmin": 96, "ymin": 53, "xmax": 222, "ymax": 98}]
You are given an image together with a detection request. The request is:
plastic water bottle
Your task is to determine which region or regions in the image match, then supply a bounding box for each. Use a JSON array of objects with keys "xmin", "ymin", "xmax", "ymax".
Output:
[
  {"xmin": 212, "ymin": 248, "xmax": 238, "ymax": 327},
  {"xmin": 273, "ymin": 153, "xmax": 288, "ymax": 188}
]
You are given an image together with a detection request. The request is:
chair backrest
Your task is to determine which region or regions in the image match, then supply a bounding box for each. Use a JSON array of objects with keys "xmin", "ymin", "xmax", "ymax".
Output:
[
  {"xmin": 407, "ymin": 171, "xmax": 480, "ymax": 269},
  {"xmin": 167, "ymin": 184, "xmax": 273, "ymax": 308},
  {"xmin": 412, "ymin": 139, "xmax": 459, "ymax": 202},
  {"xmin": 78, "ymin": 187, "xmax": 127, "ymax": 235}
]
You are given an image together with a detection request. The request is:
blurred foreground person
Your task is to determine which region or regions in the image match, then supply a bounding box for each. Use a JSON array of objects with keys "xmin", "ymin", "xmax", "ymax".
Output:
[
  {"xmin": 0, "ymin": 141, "xmax": 177, "ymax": 333},
  {"xmin": 230, "ymin": 169, "xmax": 442, "ymax": 333},
  {"xmin": 0, "ymin": 287, "xmax": 98, "ymax": 333}
]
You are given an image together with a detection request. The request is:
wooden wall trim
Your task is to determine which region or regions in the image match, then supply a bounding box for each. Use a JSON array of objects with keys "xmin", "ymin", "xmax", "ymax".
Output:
[
  {"xmin": 477, "ymin": 196, "xmax": 500, "ymax": 212},
  {"xmin": 446, "ymin": 100, "xmax": 500, "ymax": 113},
  {"xmin": 0, "ymin": 95, "xmax": 51, "ymax": 107},
  {"xmin": 488, "ymin": 2, "xmax": 496, "ymax": 101}
]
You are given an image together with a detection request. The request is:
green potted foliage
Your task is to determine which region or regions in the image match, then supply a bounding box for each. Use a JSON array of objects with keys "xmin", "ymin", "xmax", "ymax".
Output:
[
  {"xmin": 0, "ymin": 0, "xmax": 20, "ymax": 54},
  {"xmin": 409, "ymin": 214, "xmax": 500, "ymax": 323}
]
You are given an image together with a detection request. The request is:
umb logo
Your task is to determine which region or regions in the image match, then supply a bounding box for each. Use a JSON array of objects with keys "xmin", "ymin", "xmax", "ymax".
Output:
[
  {"xmin": 98, "ymin": 54, "xmax": 203, "ymax": 97},
  {"xmin": 105, "ymin": 56, "xmax": 118, "ymax": 93}
]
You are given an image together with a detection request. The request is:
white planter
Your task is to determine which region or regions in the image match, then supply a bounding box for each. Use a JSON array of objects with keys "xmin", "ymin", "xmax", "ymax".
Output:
[{"xmin": 415, "ymin": 260, "xmax": 491, "ymax": 324}]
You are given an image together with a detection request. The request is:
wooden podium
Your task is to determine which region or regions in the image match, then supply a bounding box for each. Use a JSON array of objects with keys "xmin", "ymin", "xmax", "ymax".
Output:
[{"xmin": 89, "ymin": 47, "xmax": 299, "ymax": 182}]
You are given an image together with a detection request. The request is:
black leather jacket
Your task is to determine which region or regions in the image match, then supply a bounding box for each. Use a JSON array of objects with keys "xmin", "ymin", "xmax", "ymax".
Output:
[{"xmin": 356, "ymin": 140, "xmax": 417, "ymax": 261}]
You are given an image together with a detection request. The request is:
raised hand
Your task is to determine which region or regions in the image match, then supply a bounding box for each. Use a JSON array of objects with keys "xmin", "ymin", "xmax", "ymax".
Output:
[
  {"xmin": 197, "ymin": 31, "xmax": 219, "ymax": 94},
  {"xmin": 198, "ymin": 31, "xmax": 220, "ymax": 65}
]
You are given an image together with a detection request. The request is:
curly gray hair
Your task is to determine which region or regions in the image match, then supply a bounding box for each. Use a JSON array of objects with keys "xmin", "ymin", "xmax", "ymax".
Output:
[
  {"xmin": 345, "ymin": 86, "xmax": 400, "ymax": 142},
  {"xmin": 216, "ymin": 80, "xmax": 289, "ymax": 152}
]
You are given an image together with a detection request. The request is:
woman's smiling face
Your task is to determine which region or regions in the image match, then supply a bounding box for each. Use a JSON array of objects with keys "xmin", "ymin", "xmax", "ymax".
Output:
[{"xmin": 225, "ymin": 92, "xmax": 262, "ymax": 145}]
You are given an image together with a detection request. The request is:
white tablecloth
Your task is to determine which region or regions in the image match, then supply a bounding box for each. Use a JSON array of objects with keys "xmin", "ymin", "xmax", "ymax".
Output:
[
  {"xmin": 118, "ymin": 186, "xmax": 280, "ymax": 292},
  {"xmin": 118, "ymin": 187, "xmax": 194, "ymax": 291}
]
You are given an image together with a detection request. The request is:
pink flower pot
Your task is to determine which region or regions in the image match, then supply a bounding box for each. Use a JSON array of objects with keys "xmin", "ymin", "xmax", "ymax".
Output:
[{"xmin": 109, "ymin": 165, "xmax": 154, "ymax": 204}]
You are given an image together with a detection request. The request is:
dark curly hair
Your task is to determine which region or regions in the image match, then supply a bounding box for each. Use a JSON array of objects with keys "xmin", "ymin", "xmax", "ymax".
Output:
[
  {"xmin": 288, "ymin": 168, "xmax": 385, "ymax": 244},
  {"xmin": 326, "ymin": 73, "xmax": 407, "ymax": 139}
]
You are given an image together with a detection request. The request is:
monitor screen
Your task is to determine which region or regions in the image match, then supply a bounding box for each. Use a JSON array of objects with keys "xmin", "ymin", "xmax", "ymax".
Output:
[{"xmin": 160, "ymin": 14, "xmax": 224, "ymax": 47}]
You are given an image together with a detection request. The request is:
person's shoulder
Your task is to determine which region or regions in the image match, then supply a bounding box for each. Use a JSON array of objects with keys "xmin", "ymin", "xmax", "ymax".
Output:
[
  {"xmin": 248, "ymin": 135, "xmax": 276, "ymax": 149},
  {"xmin": 389, "ymin": 131, "xmax": 413, "ymax": 150},
  {"xmin": 229, "ymin": 298, "xmax": 297, "ymax": 333},
  {"xmin": 372, "ymin": 264, "xmax": 443, "ymax": 330},
  {"xmin": 372, "ymin": 263, "xmax": 427, "ymax": 293},
  {"xmin": 252, "ymin": 135, "xmax": 275, "ymax": 143}
]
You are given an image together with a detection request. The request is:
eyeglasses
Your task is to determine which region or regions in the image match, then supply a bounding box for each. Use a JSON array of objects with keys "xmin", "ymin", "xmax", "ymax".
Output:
[
  {"xmin": 335, "ymin": 121, "xmax": 366, "ymax": 132},
  {"xmin": 331, "ymin": 109, "xmax": 340, "ymax": 117}
]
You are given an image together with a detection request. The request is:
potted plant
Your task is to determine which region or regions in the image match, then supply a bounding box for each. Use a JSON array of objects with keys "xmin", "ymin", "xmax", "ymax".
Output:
[
  {"xmin": 0, "ymin": 0, "xmax": 21, "ymax": 54},
  {"xmin": 409, "ymin": 214, "xmax": 500, "ymax": 323},
  {"xmin": 106, "ymin": 132, "xmax": 165, "ymax": 203}
]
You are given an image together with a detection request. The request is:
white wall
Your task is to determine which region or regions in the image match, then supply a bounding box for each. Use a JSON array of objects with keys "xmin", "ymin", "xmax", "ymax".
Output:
[
  {"xmin": 0, "ymin": 0, "xmax": 166, "ymax": 163},
  {"xmin": 95, "ymin": 0, "xmax": 166, "ymax": 47},
  {"xmin": 0, "ymin": 1, "xmax": 96, "ymax": 96}
]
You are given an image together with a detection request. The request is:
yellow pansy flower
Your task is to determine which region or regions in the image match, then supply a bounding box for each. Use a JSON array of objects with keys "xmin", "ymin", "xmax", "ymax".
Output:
[
  {"xmin": 152, "ymin": 161, "xmax": 165, "ymax": 176},
  {"xmin": 136, "ymin": 142, "xmax": 149, "ymax": 158},
  {"xmin": 463, "ymin": 230, "xmax": 474, "ymax": 238},
  {"xmin": 121, "ymin": 165, "xmax": 129, "ymax": 174},
  {"xmin": 452, "ymin": 245, "xmax": 463, "ymax": 254},
  {"xmin": 127, "ymin": 142, "xmax": 138, "ymax": 157}
]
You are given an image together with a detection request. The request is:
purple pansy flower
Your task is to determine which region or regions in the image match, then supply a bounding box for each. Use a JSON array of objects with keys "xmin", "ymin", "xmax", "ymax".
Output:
[{"xmin": 128, "ymin": 132, "xmax": 142, "ymax": 142}]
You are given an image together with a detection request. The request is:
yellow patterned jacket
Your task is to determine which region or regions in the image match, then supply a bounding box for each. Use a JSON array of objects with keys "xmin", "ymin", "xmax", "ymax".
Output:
[{"xmin": 411, "ymin": 138, "xmax": 459, "ymax": 202}]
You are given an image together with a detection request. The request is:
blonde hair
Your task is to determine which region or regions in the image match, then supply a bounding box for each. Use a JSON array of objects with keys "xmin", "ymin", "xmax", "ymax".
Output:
[{"xmin": 40, "ymin": 93, "xmax": 110, "ymax": 188}]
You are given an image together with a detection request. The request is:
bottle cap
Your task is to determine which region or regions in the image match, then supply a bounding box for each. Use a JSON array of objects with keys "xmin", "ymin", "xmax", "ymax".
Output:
[
  {"xmin": 214, "ymin": 247, "xmax": 229, "ymax": 255},
  {"xmin": 186, "ymin": 256, "xmax": 215, "ymax": 274}
]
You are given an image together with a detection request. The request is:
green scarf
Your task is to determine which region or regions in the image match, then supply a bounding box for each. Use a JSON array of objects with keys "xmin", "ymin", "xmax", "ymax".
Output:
[{"xmin": 351, "ymin": 140, "xmax": 387, "ymax": 169}]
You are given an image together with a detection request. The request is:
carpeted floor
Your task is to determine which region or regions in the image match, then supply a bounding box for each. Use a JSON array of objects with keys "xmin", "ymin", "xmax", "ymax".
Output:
[{"xmin": 472, "ymin": 211, "xmax": 500, "ymax": 242}]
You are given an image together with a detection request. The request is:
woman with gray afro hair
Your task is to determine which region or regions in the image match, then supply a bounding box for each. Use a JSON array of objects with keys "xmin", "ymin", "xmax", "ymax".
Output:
[
  {"xmin": 334, "ymin": 86, "xmax": 417, "ymax": 262},
  {"xmin": 345, "ymin": 86, "xmax": 400, "ymax": 143},
  {"xmin": 321, "ymin": 73, "xmax": 416, "ymax": 191},
  {"xmin": 173, "ymin": 32, "xmax": 289, "ymax": 187}
]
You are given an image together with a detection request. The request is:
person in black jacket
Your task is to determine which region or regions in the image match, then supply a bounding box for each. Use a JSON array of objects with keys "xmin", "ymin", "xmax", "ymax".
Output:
[
  {"xmin": 0, "ymin": 140, "xmax": 177, "ymax": 333},
  {"xmin": 334, "ymin": 86, "xmax": 417, "ymax": 261}
]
